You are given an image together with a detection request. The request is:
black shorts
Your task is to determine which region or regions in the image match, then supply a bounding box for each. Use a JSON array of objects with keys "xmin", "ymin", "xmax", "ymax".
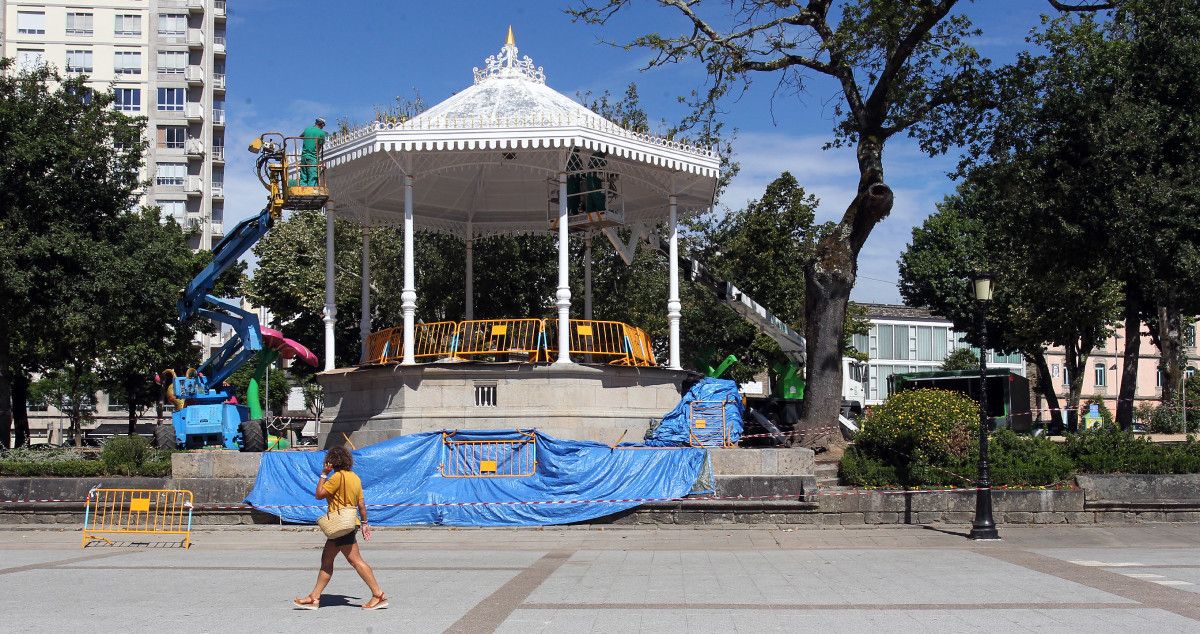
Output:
[{"xmin": 330, "ymin": 528, "xmax": 358, "ymax": 546}]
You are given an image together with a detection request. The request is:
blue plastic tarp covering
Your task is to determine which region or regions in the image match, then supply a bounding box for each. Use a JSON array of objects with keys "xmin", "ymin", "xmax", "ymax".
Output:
[
  {"xmin": 244, "ymin": 429, "xmax": 710, "ymax": 526},
  {"xmin": 645, "ymin": 378, "xmax": 744, "ymax": 446}
]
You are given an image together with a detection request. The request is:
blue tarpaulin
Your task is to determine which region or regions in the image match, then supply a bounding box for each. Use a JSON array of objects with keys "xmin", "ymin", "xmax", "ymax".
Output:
[
  {"xmin": 244, "ymin": 429, "xmax": 711, "ymax": 526},
  {"xmin": 645, "ymin": 378, "xmax": 744, "ymax": 446}
]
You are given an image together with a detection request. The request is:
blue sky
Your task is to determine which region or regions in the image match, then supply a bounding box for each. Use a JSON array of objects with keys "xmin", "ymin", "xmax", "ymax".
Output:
[{"xmin": 224, "ymin": 1, "xmax": 1055, "ymax": 304}]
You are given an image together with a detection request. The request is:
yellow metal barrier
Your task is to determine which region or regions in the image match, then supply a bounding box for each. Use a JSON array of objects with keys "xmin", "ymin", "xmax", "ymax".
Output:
[
  {"xmin": 688, "ymin": 401, "xmax": 731, "ymax": 447},
  {"xmin": 360, "ymin": 318, "xmax": 656, "ymax": 366},
  {"xmin": 455, "ymin": 318, "xmax": 546, "ymax": 361},
  {"xmin": 81, "ymin": 488, "xmax": 193, "ymax": 548},
  {"xmin": 440, "ymin": 431, "xmax": 537, "ymax": 477}
]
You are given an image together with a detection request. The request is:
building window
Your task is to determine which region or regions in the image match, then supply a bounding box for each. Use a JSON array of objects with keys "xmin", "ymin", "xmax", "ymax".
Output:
[
  {"xmin": 114, "ymin": 88, "xmax": 141, "ymax": 112},
  {"xmin": 157, "ymin": 50, "xmax": 187, "ymax": 75},
  {"xmin": 876, "ymin": 325, "xmax": 893, "ymax": 361},
  {"xmin": 107, "ymin": 395, "xmax": 127, "ymax": 413},
  {"xmin": 1187, "ymin": 323, "xmax": 1197, "ymax": 349},
  {"xmin": 1156, "ymin": 368, "xmax": 1163, "ymax": 388},
  {"xmin": 916, "ymin": 326, "xmax": 933, "ymax": 361},
  {"xmin": 17, "ymin": 11, "xmax": 46, "ymax": 35},
  {"xmin": 157, "ymin": 88, "xmax": 185, "ymax": 112},
  {"xmin": 892, "ymin": 325, "xmax": 909, "ymax": 361},
  {"xmin": 158, "ymin": 200, "xmax": 186, "ymax": 224},
  {"xmin": 114, "ymin": 51, "xmax": 142, "ymax": 75},
  {"xmin": 213, "ymin": 100, "xmax": 225, "ymax": 124},
  {"xmin": 158, "ymin": 126, "xmax": 186, "ymax": 149},
  {"xmin": 65, "ymin": 50, "xmax": 94, "ymax": 73},
  {"xmin": 17, "ymin": 49, "xmax": 46, "ymax": 72},
  {"xmin": 65, "ymin": 12, "xmax": 94, "ymax": 36},
  {"xmin": 1062, "ymin": 368, "xmax": 1070, "ymax": 387},
  {"xmin": 155, "ymin": 163, "xmax": 186, "ymax": 187},
  {"xmin": 1094, "ymin": 363, "xmax": 1106, "ymax": 388},
  {"xmin": 115, "ymin": 14, "xmax": 143, "ymax": 37},
  {"xmin": 932, "ymin": 327, "xmax": 948, "ymax": 361},
  {"xmin": 158, "ymin": 13, "xmax": 188, "ymax": 38}
]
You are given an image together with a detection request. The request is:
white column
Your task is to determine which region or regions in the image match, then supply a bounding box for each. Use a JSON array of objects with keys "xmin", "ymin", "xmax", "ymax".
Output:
[
  {"xmin": 401, "ymin": 175, "xmax": 417, "ymax": 365},
  {"xmin": 667, "ymin": 195, "xmax": 682, "ymax": 370},
  {"xmin": 464, "ymin": 233, "xmax": 474, "ymax": 321},
  {"xmin": 583, "ymin": 233, "xmax": 593, "ymax": 320},
  {"xmin": 359, "ymin": 227, "xmax": 371, "ymax": 360},
  {"xmin": 322, "ymin": 209, "xmax": 336, "ymax": 371},
  {"xmin": 554, "ymin": 171, "xmax": 572, "ymax": 364}
]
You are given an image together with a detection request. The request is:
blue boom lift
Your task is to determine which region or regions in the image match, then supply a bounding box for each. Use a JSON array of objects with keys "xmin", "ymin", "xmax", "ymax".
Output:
[{"xmin": 155, "ymin": 132, "xmax": 328, "ymax": 450}]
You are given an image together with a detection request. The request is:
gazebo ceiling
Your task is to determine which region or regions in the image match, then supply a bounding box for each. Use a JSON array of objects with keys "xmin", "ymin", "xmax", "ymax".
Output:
[{"xmin": 323, "ymin": 31, "xmax": 720, "ymax": 237}]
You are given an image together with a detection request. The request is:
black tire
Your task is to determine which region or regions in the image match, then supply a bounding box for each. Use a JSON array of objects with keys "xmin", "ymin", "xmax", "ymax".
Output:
[
  {"xmin": 239, "ymin": 420, "xmax": 266, "ymax": 452},
  {"xmin": 154, "ymin": 425, "xmax": 178, "ymax": 450}
]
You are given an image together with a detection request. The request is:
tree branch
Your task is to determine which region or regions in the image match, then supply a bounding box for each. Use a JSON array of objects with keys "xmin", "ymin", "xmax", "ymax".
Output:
[
  {"xmin": 863, "ymin": 0, "xmax": 958, "ymax": 124},
  {"xmin": 1046, "ymin": 0, "xmax": 1116, "ymax": 12}
]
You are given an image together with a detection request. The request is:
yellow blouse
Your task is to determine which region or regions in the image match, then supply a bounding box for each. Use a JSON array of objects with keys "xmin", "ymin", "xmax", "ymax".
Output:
[{"xmin": 323, "ymin": 470, "xmax": 363, "ymax": 525}]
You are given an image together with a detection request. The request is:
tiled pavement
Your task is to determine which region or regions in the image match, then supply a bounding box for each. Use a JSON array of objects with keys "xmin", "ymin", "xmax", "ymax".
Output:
[{"xmin": 0, "ymin": 524, "xmax": 1197, "ymax": 632}]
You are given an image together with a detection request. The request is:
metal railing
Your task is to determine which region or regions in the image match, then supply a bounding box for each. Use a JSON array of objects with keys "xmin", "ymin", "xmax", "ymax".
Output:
[
  {"xmin": 687, "ymin": 401, "xmax": 731, "ymax": 447},
  {"xmin": 439, "ymin": 431, "xmax": 537, "ymax": 478},
  {"xmin": 361, "ymin": 318, "xmax": 657, "ymax": 367},
  {"xmin": 82, "ymin": 488, "xmax": 193, "ymax": 548}
]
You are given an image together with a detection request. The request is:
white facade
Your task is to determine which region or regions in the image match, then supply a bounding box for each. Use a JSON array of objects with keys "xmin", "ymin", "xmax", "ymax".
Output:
[
  {"xmin": 2, "ymin": 0, "xmax": 228, "ymax": 251},
  {"xmin": 853, "ymin": 304, "xmax": 1026, "ymax": 405}
]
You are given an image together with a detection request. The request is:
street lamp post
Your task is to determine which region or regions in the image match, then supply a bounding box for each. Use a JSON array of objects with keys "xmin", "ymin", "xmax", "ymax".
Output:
[{"xmin": 970, "ymin": 272, "xmax": 1000, "ymax": 541}]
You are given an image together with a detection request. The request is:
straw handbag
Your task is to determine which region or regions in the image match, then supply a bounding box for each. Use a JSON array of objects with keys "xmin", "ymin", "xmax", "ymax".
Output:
[{"xmin": 317, "ymin": 506, "xmax": 358, "ymax": 539}]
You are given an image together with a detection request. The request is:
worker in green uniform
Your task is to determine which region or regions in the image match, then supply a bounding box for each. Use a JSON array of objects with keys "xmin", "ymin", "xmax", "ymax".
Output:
[{"xmin": 299, "ymin": 117, "xmax": 327, "ymax": 187}]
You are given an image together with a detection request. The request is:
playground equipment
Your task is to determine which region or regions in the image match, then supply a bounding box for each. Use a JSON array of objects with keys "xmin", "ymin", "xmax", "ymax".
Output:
[
  {"xmin": 680, "ymin": 257, "xmax": 866, "ymax": 441},
  {"xmin": 155, "ymin": 133, "xmax": 327, "ymax": 450}
]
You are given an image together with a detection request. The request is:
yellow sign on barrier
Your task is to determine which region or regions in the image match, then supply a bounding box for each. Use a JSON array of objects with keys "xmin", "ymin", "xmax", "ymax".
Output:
[{"xmin": 82, "ymin": 488, "xmax": 194, "ymax": 549}]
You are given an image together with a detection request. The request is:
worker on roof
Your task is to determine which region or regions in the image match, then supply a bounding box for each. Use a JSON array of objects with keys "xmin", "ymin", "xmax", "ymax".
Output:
[{"xmin": 299, "ymin": 117, "xmax": 327, "ymax": 187}]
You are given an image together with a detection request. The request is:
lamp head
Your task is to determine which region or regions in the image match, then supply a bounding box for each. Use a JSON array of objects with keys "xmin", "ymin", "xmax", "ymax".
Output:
[{"xmin": 970, "ymin": 272, "xmax": 995, "ymax": 302}]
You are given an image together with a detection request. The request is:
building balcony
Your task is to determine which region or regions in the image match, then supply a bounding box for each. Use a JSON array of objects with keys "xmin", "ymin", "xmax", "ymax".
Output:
[
  {"xmin": 212, "ymin": 183, "xmax": 225, "ymax": 199},
  {"xmin": 210, "ymin": 221, "xmax": 224, "ymax": 236},
  {"xmin": 215, "ymin": 1, "xmax": 227, "ymax": 19},
  {"xmin": 213, "ymin": 73, "xmax": 226, "ymax": 92},
  {"xmin": 214, "ymin": 35, "xmax": 227, "ymax": 56},
  {"xmin": 187, "ymin": 29, "xmax": 205, "ymax": 49},
  {"xmin": 185, "ymin": 103, "xmax": 204, "ymax": 121},
  {"xmin": 186, "ymin": 176, "xmax": 203, "ymax": 195},
  {"xmin": 212, "ymin": 146, "xmax": 225, "ymax": 163},
  {"xmin": 187, "ymin": 0, "xmax": 205, "ymax": 11},
  {"xmin": 185, "ymin": 65, "xmax": 205, "ymax": 85},
  {"xmin": 212, "ymin": 110, "xmax": 226, "ymax": 126},
  {"xmin": 185, "ymin": 138, "xmax": 205, "ymax": 158}
]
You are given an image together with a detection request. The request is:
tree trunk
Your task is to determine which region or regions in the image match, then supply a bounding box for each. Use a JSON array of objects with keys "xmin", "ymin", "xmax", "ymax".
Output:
[
  {"xmin": 1157, "ymin": 303, "xmax": 1183, "ymax": 404},
  {"xmin": 1064, "ymin": 342, "xmax": 1090, "ymax": 433},
  {"xmin": 0, "ymin": 322, "xmax": 11, "ymax": 449},
  {"xmin": 1116, "ymin": 295, "xmax": 1141, "ymax": 430},
  {"xmin": 799, "ymin": 135, "xmax": 893, "ymax": 448},
  {"xmin": 12, "ymin": 372, "xmax": 30, "ymax": 447},
  {"xmin": 1027, "ymin": 349, "xmax": 1064, "ymax": 434}
]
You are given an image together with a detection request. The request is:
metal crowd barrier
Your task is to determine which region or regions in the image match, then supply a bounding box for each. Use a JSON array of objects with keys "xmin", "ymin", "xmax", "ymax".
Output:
[
  {"xmin": 81, "ymin": 487, "xmax": 193, "ymax": 548},
  {"xmin": 361, "ymin": 318, "xmax": 657, "ymax": 367},
  {"xmin": 439, "ymin": 431, "xmax": 538, "ymax": 478},
  {"xmin": 688, "ymin": 401, "xmax": 731, "ymax": 447}
]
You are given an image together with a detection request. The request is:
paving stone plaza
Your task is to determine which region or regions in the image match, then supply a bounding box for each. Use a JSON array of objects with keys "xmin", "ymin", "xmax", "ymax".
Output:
[{"xmin": 1, "ymin": 524, "xmax": 1197, "ymax": 632}]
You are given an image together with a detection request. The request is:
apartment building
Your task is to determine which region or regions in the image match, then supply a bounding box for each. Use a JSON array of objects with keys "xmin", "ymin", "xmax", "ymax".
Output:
[
  {"xmin": 1039, "ymin": 320, "xmax": 1197, "ymax": 417},
  {"xmin": 3, "ymin": 0, "xmax": 230, "ymax": 440},
  {"xmin": 2, "ymin": 0, "xmax": 228, "ymax": 251},
  {"xmin": 852, "ymin": 304, "xmax": 1027, "ymax": 405}
]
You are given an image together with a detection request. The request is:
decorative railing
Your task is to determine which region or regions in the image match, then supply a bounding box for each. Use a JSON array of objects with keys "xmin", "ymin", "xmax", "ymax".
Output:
[{"xmin": 361, "ymin": 318, "xmax": 657, "ymax": 367}]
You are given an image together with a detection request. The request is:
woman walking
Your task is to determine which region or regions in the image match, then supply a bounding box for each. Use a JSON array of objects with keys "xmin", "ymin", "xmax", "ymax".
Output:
[{"xmin": 292, "ymin": 446, "xmax": 388, "ymax": 610}]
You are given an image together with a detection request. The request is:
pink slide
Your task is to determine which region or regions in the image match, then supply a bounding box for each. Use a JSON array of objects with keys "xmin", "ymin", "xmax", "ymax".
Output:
[{"xmin": 260, "ymin": 327, "xmax": 319, "ymax": 367}]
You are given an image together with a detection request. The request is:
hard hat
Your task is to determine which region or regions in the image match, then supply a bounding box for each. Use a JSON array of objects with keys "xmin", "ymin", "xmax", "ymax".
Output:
[{"xmin": 316, "ymin": 117, "xmax": 326, "ymax": 126}]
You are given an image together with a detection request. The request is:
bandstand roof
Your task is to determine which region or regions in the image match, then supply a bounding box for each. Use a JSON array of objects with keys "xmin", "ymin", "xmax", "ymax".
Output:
[{"xmin": 322, "ymin": 30, "xmax": 721, "ymax": 238}]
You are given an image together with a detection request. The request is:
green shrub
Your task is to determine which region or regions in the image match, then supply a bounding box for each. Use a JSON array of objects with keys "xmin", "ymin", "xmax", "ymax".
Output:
[
  {"xmin": 961, "ymin": 429, "xmax": 1075, "ymax": 487},
  {"xmin": 855, "ymin": 388, "xmax": 978, "ymax": 485},
  {"xmin": 101, "ymin": 435, "xmax": 152, "ymax": 471},
  {"xmin": 1065, "ymin": 428, "xmax": 1200, "ymax": 474},
  {"xmin": 0, "ymin": 459, "xmax": 105, "ymax": 477},
  {"xmin": 839, "ymin": 447, "xmax": 899, "ymax": 487},
  {"xmin": 1148, "ymin": 403, "xmax": 1185, "ymax": 434}
]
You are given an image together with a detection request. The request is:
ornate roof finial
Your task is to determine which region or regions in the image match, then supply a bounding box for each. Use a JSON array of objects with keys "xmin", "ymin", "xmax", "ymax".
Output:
[{"xmin": 473, "ymin": 27, "xmax": 546, "ymax": 85}]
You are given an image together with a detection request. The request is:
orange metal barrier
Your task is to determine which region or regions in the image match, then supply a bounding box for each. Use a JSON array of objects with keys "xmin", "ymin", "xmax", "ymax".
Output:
[
  {"xmin": 360, "ymin": 318, "xmax": 657, "ymax": 367},
  {"xmin": 688, "ymin": 401, "xmax": 731, "ymax": 447},
  {"xmin": 81, "ymin": 488, "xmax": 193, "ymax": 548},
  {"xmin": 455, "ymin": 319, "xmax": 546, "ymax": 361},
  {"xmin": 440, "ymin": 431, "xmax": 537, "ymax": 477}
]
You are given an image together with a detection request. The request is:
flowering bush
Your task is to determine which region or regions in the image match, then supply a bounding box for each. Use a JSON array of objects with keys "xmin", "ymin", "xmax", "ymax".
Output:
[{"xmin": 855, "ymin": 388, "xmax": 979, "ymax": 478}]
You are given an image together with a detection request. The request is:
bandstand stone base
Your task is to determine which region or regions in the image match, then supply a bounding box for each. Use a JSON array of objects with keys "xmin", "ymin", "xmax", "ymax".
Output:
[{"xmin": 317, "ymin": 362, "xmax": 693, "ymax": 448}]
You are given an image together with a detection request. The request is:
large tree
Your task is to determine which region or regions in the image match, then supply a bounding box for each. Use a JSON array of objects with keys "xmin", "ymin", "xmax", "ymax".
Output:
[
  {"xmin": 0, "ymin": 61, "xmax": 145, "ymax": 447},
  {"xmin": 569, "ymin": 0, "xmax": 992, "ymax": 440}
]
